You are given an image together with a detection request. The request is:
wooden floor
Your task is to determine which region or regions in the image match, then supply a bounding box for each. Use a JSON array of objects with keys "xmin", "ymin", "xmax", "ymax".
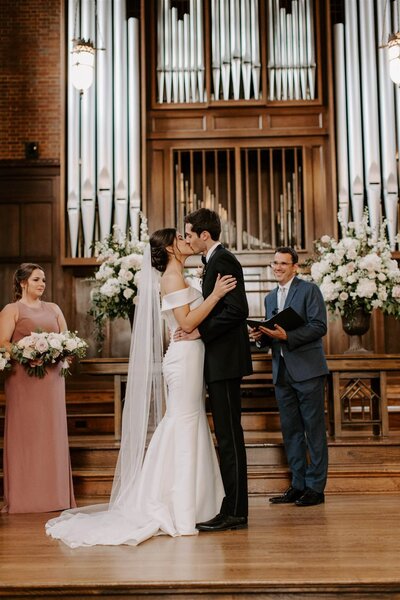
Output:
[{"xmin": 2, "ymin": 495, "xmax": 400, "ymax": 599}]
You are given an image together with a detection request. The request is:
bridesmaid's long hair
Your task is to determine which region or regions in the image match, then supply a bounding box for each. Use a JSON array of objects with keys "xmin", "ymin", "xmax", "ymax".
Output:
[
  {"xmin": 150, "ymin": 228, "xmax": 177, "ymax": 273},
  {"xmin": 13, "ymin": 263, "xmax": 45, "ymax": 301}
]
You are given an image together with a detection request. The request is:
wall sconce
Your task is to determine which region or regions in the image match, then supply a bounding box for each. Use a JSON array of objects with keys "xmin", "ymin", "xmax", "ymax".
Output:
[
  {"xmin": 71, "ymin": 38, "xmax": 95, "ymax": 91},
  {"xmin": 388, "ymin": 32, "xmax": 400, "ymax": 84},
  {"xmin": 70, "ymin": 0, "xmax": 104, "ymax": 92}
]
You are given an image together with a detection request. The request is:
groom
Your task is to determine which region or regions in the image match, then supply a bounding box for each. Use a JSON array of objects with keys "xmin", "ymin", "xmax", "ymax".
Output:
[{"xmin": 179, "ymin": 208, "xmax": 252, "ymax": 531}]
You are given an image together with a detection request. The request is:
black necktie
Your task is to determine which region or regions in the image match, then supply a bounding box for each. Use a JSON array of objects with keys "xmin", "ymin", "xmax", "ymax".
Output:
[{"xmin": 201, "ymin": 255, "xmax": 207, "ymax": 266}]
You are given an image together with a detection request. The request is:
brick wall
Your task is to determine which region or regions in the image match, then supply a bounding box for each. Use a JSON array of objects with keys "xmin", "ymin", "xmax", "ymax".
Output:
[{"xmin": 0, "ymin": 0, "xmax": 61, "ymax": 160}]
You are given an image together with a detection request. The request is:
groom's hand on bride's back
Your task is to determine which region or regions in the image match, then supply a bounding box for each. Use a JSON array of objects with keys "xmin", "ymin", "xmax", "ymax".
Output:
[{"xmin": 173, "ymin": 327, "xmax": 201, "ymax": 342}]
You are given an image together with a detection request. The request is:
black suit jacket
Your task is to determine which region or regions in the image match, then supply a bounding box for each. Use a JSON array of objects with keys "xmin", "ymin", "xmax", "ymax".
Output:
[{"xmin": 198, "ymin": 245, "xmax": 253, "ymax": 383}]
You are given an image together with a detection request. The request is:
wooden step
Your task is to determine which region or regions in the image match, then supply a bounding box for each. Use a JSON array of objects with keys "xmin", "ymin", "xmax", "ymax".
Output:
[{"xmin": 3, "ymin": 434, "xmax": 400, "ymax": 499}]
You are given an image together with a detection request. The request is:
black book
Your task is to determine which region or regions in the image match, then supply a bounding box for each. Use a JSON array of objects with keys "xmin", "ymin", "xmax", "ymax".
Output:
[{"xmin": 247, "ymin": 307, "xmax": 305, "ymax": 331}]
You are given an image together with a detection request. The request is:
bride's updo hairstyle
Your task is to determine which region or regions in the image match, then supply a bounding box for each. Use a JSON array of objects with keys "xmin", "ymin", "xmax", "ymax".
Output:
[
  {"xmin": 13, "ymin": 263, "xmax": 45, "ymax": 300},
  {"xmin": 150, "ymin": 228, "xmax": 177, "ymax": 273}
]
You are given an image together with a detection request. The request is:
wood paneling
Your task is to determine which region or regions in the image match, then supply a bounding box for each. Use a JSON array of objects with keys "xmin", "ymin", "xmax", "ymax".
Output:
[
  {"xmin": 0, "ymin": 204, "xmax": 20, "ymax": 257},
  {"xmin": 268, "ymin": 112, "xmax": 323, "ymax": 130},
  {"xmin": 21, "ymin": 203, "xmax": 53, "ymax": 257},
  {"xmin": 152, "ymin": 116, "xmax": 206, "ymax": 133},
  {"xmin": 0, "ymin": 164, "xmax": 60, "ymax": 312},
  {"xmin": 213, "ymin": 115, "xmax": 262, "ymax": 131}
]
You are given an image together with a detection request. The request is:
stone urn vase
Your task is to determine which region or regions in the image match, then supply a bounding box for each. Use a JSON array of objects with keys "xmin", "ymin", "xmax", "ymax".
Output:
[
  {"xmin": 128, "ymin": 306, "xmax": 136, "ymax": 329},
  {"xmin": 341, "ymin": 307, "xmax": 372, "ymax": 354}
]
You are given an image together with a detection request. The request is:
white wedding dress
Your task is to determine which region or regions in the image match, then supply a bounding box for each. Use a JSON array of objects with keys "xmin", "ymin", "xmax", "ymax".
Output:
[{"xmin": 45, "ymin": 284, "xmax": 224, "ymax": 547}]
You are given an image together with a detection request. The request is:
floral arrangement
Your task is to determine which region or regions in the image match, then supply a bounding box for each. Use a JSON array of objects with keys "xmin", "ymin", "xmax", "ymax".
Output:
[
  {"xmin": 89, "ymin": 217, "xmax": 149, "ymax": 342},
  {"xmin": 12, "ymin": 330, "xmax": 88, "ymax": 378},
  {"xmin": 0, "ymin": 348, "xmax": 11, "ymax": 372},
  {"xmin": 309, "ymin": 211, "xmax": 400, "ymax": 319}
]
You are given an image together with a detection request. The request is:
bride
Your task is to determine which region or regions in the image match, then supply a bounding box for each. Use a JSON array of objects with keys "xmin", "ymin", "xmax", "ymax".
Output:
[{"xmin": 45, "ymin": 228, "xmax": 236, "ymax": 547}]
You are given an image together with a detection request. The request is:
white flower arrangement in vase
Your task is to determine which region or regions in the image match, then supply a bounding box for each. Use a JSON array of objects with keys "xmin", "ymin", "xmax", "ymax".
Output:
[
  {"xmin": 310, "ymin": 211, "xmax": 400, "ymax": 344},
  {"xmin": 89, "ymin": 216, "xmax": 149, "ymax": 344}
]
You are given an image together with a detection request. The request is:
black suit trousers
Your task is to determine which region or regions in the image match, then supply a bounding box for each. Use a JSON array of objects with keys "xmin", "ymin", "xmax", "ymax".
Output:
[{"xmin": 207, "ymin": 377, "xmax": 248, "ymax": 517}]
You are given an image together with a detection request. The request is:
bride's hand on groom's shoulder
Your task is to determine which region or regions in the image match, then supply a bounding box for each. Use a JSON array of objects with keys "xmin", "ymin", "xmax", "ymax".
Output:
[
  {"xmin": 173, "ymin": 327, "xmax": 201, "ymax": 342},
  {"xmin": 212, "ymin": 274, "xmax": 237, "ymax": 299}
]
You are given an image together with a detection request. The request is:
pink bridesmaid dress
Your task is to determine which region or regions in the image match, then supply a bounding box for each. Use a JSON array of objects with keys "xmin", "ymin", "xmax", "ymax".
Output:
[{"xmin": 2, "ymin": 301, "xmax": 76, "ymax": 513}]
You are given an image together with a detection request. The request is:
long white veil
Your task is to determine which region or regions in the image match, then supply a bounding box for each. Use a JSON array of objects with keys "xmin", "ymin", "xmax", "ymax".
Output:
[
  {"xmin": 46, "ymin": 245, "xmax": 165, "ymax": 545},
  {"xmin": 109, "ymin": 244, "xmax": 163, "ymax": 509}
]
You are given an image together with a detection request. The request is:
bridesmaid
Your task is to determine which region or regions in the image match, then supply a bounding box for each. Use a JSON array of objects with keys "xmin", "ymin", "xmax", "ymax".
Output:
[{"xmin": 0, "ymin": 263, "xmax": 76, "ymax": 513}]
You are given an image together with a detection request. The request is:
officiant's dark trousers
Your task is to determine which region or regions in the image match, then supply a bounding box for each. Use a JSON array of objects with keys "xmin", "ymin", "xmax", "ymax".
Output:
[
  {"xmin": 275, "ymin": 356, "xmax": 328, "ymax": 493},
  {"xmin": 207, "ymin": 377, "xmax": 248, "ymax": 518}
]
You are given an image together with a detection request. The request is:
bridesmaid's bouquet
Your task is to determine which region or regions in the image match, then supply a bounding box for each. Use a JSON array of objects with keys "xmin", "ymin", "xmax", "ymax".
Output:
[
  {"xmin": 12, "ymin": 330, "xmax": 88, "ymax": 378},
  {"xmin": 0, "ymin": 348, "xmax": 11, "ymax": 372}
]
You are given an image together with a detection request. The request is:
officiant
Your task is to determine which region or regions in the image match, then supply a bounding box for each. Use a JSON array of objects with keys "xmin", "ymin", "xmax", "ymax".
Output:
[{"xmin": 250, "ymin": 247, "xmax": 329, "ymax": 507}]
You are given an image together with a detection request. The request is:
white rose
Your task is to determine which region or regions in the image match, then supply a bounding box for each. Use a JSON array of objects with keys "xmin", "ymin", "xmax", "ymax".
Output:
[
  {"xmin": 35, "ymin": 338, "xmax": 49, "ymax": 353},
  {"xmin": 23, "ymin": 348, "xmax": 34, "ymax": 359},
  {"xmin": 392, "ymin": 285, "xmax": 400, "ymax": 299},
  {"xmin": 341, "ymin": 237, "xmax": 358, "ymax": 251},
  {"xmin": 134, "ymin": 271, "xmax": 141, "ymax": 287},
  {"xmin": 118, "ymin": 269, "xmax": 134, "ymax": 283},
  {"xmin": 320, "ymin": 235, "xmax": 331, "ymax": 244},
  {"xmin": 0, "ymin": 358, "xmax": 7, "ymax": 370},
  {"xmin": 346, "ymin": 275, "xmax": 357, "ymax": 284},
  {"xmin": 371, "ymin": 299, "xmax": 383, "ymax": 309},
  {"xmin": 320, "ymin": 281, "xmax": 339, "ymax": 302},
  {"xmin": 339, "ymin": 291, "xmax": 349, "ymax": 301},
  {"xmin": 377, "ymin": 272, "xmax": 387, "ymax": 282},
  {"xmin": 356, "ymin": 278, "xmax": 377, "ymax": 298},
  {"xmin": 347, "ymin": 249, "xmax": 358, "ymax": 260},
  {"xmin": 65, "ymin": 338, "xmax": 78, "ymax": 352},
  {"xmin": 100, "ymin": 278, "xmax": 121, "ymax": 298},
  {"xmin": 378, "ymin": 287, "xmax": 388, "ymax": 301},
  {"xmin": 48, "ymin": 335, "xmax": 63, "ymax": 351},
  {"xmin": 18, "ymin": 335, "xmax": 34, "ymax": 349},
  {"xmin": 359, "ymin": 253, "xmax": 382, "ymax": 272},
  {"xmin": 123, "ymin": 288, "xmax": 134, "ymax": 299}
]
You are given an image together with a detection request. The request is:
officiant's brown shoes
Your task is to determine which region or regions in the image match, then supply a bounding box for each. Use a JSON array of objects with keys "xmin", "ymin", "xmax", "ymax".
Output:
[{"xmin": 196, "ymin": 514, "xmax": 248, "ymax": 532}]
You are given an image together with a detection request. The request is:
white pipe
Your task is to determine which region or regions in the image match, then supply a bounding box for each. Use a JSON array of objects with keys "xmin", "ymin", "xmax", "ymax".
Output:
[
  {"xmin": 80, "ymin": 0, "xmax": 96, "ymax": 256},
  {"xmin": 211, "ymin": 0, "xmax": 221, "ymax": 100},
  {"xmin": 183, "ymin": 13, "xmax": 191, "ymax": 102},
  {"xmin": 67, "ymin": 0, "xmax": 80, "ymax": 257},
  {"xmin": 197, "ymin": 0, "xmax": 205, "ymax": 102},
  {"xmin": 298, "ymin": 0, "xmax": 307, "ymax": 99},
  {"xmin": 230, "ymin": 0, "xmax": 241, "ymax": 100},
  {"xmin": 171, "ymin": 6, "xmax": 179, "ymax": 102},
  {"xmin": 267, "ymin": 0, "xmax": 275, "ymax": 100},
  {"xmin": 292, "ymin": 0, "xmax": 301, "ymax": 100},
  {"xmin": 220, "ymin": 0, "xmax": 231, "ymax": 100},
  {"xmin": 157, "ymin": 0, "xmax": 164, "ymax": 102},
  {"xmin": 97, "ymin": 0, "xmax": 113, "ymax": 241},
  {"xmin": 333, "ymin": 24, "xmax": 350, "ymax": 226},
  {"xmin": 377, "ymin": 0, "xmax": 398, "ymax": 248},
  {"xmin": 345, "ymin": 0, "xmax": 364, "ymax": 225},
  {"xmin": 305, "ymin": 0, "xmax": 315, "ymax": 99},
  {"xmin": 178, "ymin": 19, "xmax": 185, "ymax": 103},
  {"xmin": 241, "ymin": 0, "xmax": 251, "ymax": 100},
  {"xmin": 287, "ymin": 13, "xmax": 294, "ymax": 100},
  {"xmin": 274, "ymin": 0, "xmax": 282, "ymax": 100},
  {"xmin": 128, "ymin": 18, "xmax": 141, "ymax": 237},
  {"xmin": 190, "ymin": 0, "xmax": 198, "ymax": 102},
  {"xmin": 280, "ymin": 8, "xmax": 287, "ymax": 100},
  {"xmin": 250, "ymin": 0, "xmax": 260, "ymax": 99},
  {"xmin": 359, "ymin": 0, "xmax": 381, "ymax": 238},
  {"xmin": 113, "ymin": 0, "xmax": 129, "ymax": 236},
  {"xmin": 393, "ymin": 1, "xmax": 400, "ymax": 236},
  {"xmin": 164, "ymin": 0, "xmax": 172, "ymax": 103}
]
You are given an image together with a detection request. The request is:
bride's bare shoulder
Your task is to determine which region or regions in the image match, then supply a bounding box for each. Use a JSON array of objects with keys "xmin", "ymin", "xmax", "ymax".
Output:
[{"xmin": 161, "ymin": 271, "xmax": 187, "ymax": 296}]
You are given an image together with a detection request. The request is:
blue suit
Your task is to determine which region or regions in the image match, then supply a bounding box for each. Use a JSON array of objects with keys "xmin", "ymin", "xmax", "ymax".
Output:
[{"xmin": 262, "ymin": 276, "xmax": 329, "ymax": 493}]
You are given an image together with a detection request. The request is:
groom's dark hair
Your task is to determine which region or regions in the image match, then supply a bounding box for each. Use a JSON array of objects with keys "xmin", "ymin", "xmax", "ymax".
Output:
[{"xmin": 185, "ymin": 208, "xmax": 221, "ymax": 241}]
